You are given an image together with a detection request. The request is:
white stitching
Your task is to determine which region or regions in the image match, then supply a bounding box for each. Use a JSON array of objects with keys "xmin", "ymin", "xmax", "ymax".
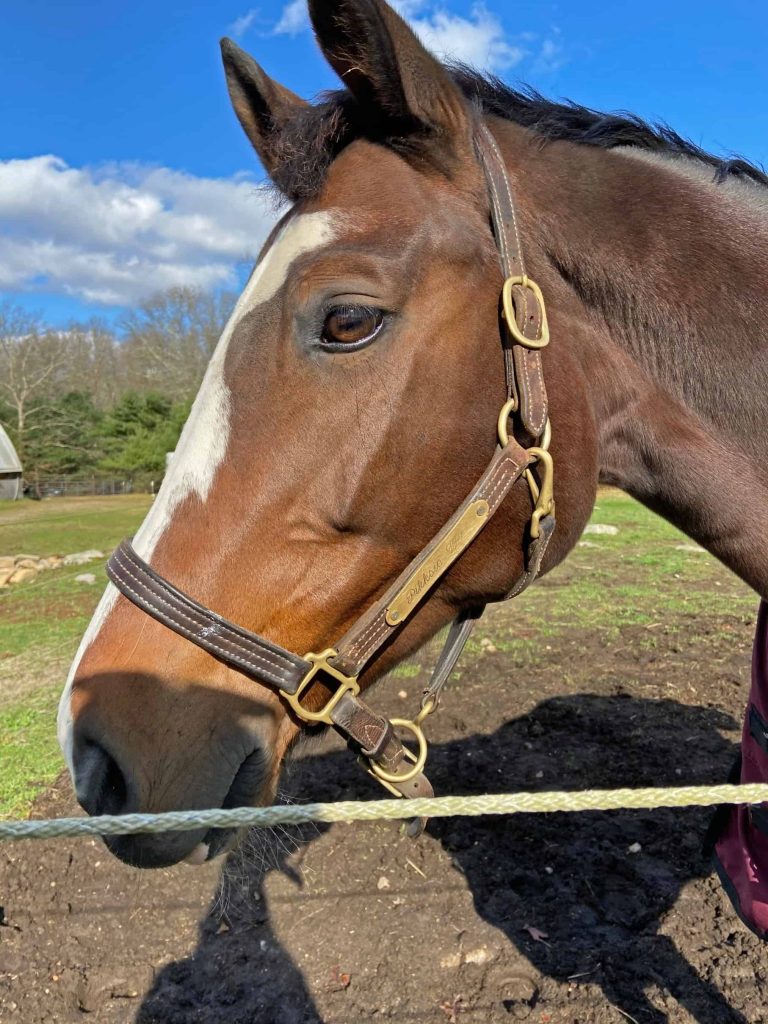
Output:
[
  {"xmin": 119, "ymin": 546, "xmax": 298, "ymax": 671},
  {"xmin": 355, "ymin": 619, "xmax": 391, "ymax": 663},
  {"xmin": 345, "ymin": 612, "xmax": 389, "ymax": 658},
  {"xmin": 111, "ymin": 558, "xmax": 291, "ymax": 686},
  {"xmin": 482, "ymin": 126, "xmax": 526, "ymax": 273},
  {"xmin": 110, "ymin": 554, "xmax": 294, "ymax": 686}
]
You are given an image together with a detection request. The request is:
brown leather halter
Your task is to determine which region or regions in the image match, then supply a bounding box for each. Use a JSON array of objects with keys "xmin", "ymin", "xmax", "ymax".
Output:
[{"xmin": 106, "ymin": 124, "xmax": 556, "ymax": 831}]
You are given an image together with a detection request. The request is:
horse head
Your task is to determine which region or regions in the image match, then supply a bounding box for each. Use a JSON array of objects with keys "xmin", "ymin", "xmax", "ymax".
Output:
[{"xmin": 58, "ymin": 0, "xmax": 597, "ymax": 868}]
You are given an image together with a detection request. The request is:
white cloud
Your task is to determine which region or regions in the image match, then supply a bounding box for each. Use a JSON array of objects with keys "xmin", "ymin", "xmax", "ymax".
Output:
[
  {"xmin": 272, "ymin": 0, "xmax": 524, "ymax": 72},
  {"xmin": 274, "ymin": 0, "xmax": 309, "ymax": 36},
  {"xmin": 403, "ymin": 3, "xmax": 524, "ymax": 71},
  {"xmin": 228, "ymin": 8, "xmax": 259, "ymax": 37},
  {"xmin": 533, "ymin": 31, "xmax": 566, "ymax": 74},
  {"xmin": 0, "ymin": 156, "xmax": 277, "ymax": 307}
]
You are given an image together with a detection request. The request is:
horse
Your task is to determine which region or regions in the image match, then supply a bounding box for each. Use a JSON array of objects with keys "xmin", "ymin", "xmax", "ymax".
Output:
[{"xmin": 58, "ymin": 0, "xmax": 768, "ymax": 872}]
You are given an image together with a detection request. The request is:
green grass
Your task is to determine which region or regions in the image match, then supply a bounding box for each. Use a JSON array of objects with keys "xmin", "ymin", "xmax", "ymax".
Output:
[
  {"xmin": 0, "ymin": 567, "xmax": 108, "ymax": 658},
  {"xmin": 0, "ymin": 494, "xmax": 151, "ymax": 817},
  {"xmin": 0, "ymin": 684, "xmax": 66, "ymax": 819},
  {"xmin": 0, "ymin": 494, "xmax": 152, "ymax": 558},
  {"xmin": 475, "ymin": 489, "xmax": 756, "ymax": 657},
  {"xmin": 0, "ymin": 489, "xmax": 759, "ymax": 818}
]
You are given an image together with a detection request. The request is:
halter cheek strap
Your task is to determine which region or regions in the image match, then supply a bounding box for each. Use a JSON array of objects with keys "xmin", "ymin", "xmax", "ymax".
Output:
[{"xmin": 105, "ymin": 124, "xmax": 555, "ymax": 831}]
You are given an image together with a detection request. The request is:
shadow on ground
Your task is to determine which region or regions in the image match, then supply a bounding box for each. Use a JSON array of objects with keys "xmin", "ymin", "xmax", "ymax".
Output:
[{"xmin": 136, "ymin": 693, "xmax": 753, "ymax": 1024}]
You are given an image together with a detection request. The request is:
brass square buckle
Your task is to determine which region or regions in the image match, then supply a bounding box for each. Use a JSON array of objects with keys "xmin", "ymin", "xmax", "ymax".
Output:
[
  {"xmin": 281, "ymin": 648, "xmax": 359, "ymax": 725},
  {"xmin": 502, "ymin": 275, "xmax": 550, "ymax": 350}
]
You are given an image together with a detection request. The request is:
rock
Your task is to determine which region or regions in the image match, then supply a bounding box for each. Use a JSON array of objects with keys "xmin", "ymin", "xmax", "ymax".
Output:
[
  {"xmin": 0, "ymin": 568, "xmax": 15, "ymax": 588},
  {"xmin": 583, "ymin": 524, "xmax": 619, "ymax": 536},
  {"xmin": 465, "ymin": 946, "xmax": 493, "ymax": 965},
  {"xmin": 15, "ymin": 557, "xmax": 43, "ymax": 569},
  {"xmin": 13, "ymin": 554, "xmax": 38, "ymax": 564},
  {"xmin": 74, "ymin": 573, "xmax": 97, "ymax": 585},
  {"xmin": 675, "ymin": 543, "xmax": 705, "ymax": 553},
  {"xmin": 63, "ymin": 550, "xmax": 104, "ymax": 566},
  {"xmin": 43, "ymin": 555, "xmax": 65, "ymax": 568},
  {"xmin": 8, "ymin": 567, "xmax": 37, "ymax": 584},
  {"xmin": 0, "ymin": 555, "xmax": 14, "ymax": 570}
]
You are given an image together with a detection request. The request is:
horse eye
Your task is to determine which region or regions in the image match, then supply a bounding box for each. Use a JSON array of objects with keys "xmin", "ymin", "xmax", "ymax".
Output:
[{"xmin": 321, "ymin": 305, "xmax": 384, "ymax": 348}]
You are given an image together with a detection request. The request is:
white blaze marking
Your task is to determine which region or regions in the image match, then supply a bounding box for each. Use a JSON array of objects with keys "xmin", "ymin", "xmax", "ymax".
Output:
[{"xmin": 57, "ymin": 210, "xmax": 341, "ymax": 776}]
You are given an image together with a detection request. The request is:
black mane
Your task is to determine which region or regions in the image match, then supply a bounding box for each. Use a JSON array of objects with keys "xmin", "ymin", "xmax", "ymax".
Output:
[
  {"xmin": 453, "ymin": 66, "xmax": 767, "ymax": 188},
  {"xmin": 270, "ymin": 66, "xmax": 768, "ymax": 200}
]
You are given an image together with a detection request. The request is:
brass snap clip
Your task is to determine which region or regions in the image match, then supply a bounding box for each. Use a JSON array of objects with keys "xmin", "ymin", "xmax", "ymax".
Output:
[
  {"xmin": 501, "ymin": 275, "xmax": 550, "ymax": 350},
  {"xmin": 525, "ymin": 447, "xmax": 555, "ymax": 539}
]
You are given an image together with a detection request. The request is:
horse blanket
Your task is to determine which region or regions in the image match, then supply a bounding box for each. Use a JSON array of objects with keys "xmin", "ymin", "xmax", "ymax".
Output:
[{"xmin": 713, "ymin": 600, "xmax": 768, "ymax": 938}]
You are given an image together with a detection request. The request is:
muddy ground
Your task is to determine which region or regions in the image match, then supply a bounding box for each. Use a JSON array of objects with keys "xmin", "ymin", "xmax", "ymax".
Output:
[{"xmin": 2, "ymin": 577, "xmax": 767, "ymax": 1023}]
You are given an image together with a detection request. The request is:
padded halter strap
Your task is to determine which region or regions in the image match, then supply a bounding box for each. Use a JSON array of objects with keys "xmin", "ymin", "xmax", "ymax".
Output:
[{"xmin": 105, "ymin": 123, "xmax": 554, "ymax": 825}]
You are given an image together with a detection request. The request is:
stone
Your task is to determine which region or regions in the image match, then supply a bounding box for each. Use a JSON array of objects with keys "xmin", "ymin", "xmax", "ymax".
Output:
[
  {"xmin": 0, "ymin": 568, "xmax": 15, "ymax": 588},
  {"xmin": 583, "ymin": 523, "xmax": 619, "ymax": 536},
  {"xmin": 8, "ymin": 568, "xmax": 37, "ymax": 584},
  {"xmin": 15, "ymin": 557, "xmax": 43, "ymax": 569},
  {"xmin": 43, "ymin": 555, "xmax": 65, "ymax": 568},
  {"xmin": 74, "ymin": 573, "xmax": 97, "ymax": 585},
  {"xmin": 0, "ymin": 556, "xmax": 15, "ymax": 570},
  {"xmin": 63, "ymin": 550, "xmax": 104, "ymax": 566}
]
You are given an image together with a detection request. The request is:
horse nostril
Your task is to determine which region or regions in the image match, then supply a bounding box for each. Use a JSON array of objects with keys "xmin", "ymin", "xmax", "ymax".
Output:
[{"xmin": 74, "ymin": 740, "xmax": 129, "ymax": 817}]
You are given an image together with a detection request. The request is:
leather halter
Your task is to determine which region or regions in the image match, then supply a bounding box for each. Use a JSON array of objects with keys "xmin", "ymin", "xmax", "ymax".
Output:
[{"xmin": 106, "ymin": 124, "xmax": 555, "ymax": 830}]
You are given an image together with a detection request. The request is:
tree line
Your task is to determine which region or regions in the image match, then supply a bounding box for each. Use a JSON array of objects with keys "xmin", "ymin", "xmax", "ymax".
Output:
[{"xmin": 0, "ymin": 288, "xmax": 235, "ymax": 483}]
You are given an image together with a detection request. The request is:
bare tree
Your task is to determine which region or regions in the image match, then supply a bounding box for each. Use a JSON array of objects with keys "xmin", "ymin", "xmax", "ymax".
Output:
[
  {"xmin": 119, "ymin": 287, "xmax": 235, "ymax": 401},
  {"xmin": 0, "ymin": 302, "xmax": 69, "ymax": 460},
  {"xmin": 60, "ymin": 319, "xmax": 124, "ymax": 408}
]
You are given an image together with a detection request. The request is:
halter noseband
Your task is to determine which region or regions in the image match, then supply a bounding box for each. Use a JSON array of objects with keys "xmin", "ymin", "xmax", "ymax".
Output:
[{"xmin": 106, "ymin": 124, "xmax": 555, "ymax": 833}]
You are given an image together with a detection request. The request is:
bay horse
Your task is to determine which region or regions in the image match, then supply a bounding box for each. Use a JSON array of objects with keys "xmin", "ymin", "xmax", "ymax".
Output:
[{"xmin": 59, "ymin": 0, "xmax": 768, "ymax": 873}]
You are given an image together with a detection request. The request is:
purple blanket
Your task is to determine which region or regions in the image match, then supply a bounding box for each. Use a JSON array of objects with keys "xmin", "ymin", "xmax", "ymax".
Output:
[{"xmin": 713, "ymin": 600, "xmax": 768, "ymax": 938}]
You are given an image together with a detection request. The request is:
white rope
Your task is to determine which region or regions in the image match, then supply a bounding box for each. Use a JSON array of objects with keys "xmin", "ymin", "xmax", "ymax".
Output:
[{"xmin": 2, "ymin": 783, "xmax": 765, "ymax": 841}]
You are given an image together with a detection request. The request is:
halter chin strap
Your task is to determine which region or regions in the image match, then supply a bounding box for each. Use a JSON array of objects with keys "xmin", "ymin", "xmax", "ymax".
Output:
[{"xmin": 106, "ymin": 123, "xmax": 555, "ymax": 834}]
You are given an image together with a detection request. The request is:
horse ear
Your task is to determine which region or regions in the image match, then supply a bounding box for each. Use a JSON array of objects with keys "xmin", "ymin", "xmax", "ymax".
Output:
[
  {"xmin": 220, "ymin": 38, "xmax": 309, "ymax": 175},
  {"xmin": 308, "ymin": 0, "xmax": 472, "ymax": 151}
]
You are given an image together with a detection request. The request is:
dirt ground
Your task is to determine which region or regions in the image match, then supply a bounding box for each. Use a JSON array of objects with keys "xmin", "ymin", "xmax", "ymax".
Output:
[{"xmin": 2, "ymin": 571, "xmax": 767, "ymax": 1023}]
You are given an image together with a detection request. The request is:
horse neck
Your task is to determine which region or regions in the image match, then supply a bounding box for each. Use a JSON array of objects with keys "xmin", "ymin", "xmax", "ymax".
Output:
[{"xmin": 497, "ymin": 119, "xmax": 768, "ymax": 597}]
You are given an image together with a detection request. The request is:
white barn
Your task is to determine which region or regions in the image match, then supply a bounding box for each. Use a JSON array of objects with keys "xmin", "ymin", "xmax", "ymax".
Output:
[{"xmin": 0, "ymin": 425, "xmax": 22, "ymax": 500}]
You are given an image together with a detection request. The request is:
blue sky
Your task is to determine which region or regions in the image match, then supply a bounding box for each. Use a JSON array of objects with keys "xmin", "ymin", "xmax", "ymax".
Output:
[{"xmin": 1, "ymin": 0, "xmax": 766, "ymax": 327}]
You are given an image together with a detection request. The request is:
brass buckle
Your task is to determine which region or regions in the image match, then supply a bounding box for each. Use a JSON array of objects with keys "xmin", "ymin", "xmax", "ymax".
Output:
[
  {"xmin": 502, "ymin": 275, "xmax": 550, "ymax": 350},
  {"xmin": 281, "ymin": 648, "xmax": 359, "ymax": 725}
]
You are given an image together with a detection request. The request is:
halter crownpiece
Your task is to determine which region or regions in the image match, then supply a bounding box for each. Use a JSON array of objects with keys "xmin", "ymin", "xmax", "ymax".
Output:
[{"xmin": 106, "ymin": 124, "xmax": 555, "ymax": 832}]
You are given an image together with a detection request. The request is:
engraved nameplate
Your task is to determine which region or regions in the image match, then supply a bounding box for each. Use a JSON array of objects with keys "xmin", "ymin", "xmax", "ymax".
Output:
[{"xmin": 385, "ymin": 499, "xmax": 490, "ymax": 626}]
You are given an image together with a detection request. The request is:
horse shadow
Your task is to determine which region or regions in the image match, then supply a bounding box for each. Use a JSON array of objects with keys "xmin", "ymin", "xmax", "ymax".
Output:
[{"xmin": 137, "ymin": 693, "xmax": 747, "ymax": 1024}]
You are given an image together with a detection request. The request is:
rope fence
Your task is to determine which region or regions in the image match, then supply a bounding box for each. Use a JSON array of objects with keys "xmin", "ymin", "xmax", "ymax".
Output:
[{"xmin": 3, "ymin": 782, "xmax": 768, "ymax": 842}]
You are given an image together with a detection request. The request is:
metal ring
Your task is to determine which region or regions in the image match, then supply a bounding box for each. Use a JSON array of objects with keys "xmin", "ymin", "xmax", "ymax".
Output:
[
  {"xmin": 368, "ymin": 718, "xmax": 428, "ymax": 785},
  {"xmin": 540, "ymin": 417, "xmax": 552, "ymax": 452},
  {"xmin": 497, "ymin": 398, "xmax": 517, "ymax": 448}
]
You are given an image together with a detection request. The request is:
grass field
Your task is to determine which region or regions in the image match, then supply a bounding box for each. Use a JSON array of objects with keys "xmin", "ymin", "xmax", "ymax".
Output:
[
  {"xmin": 0, "ymin": 489, "xmax": 757, "ymax": 819},
  {"xmin": 0, "ymin": 495, "xmax": 152, "ymax": 817}
]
